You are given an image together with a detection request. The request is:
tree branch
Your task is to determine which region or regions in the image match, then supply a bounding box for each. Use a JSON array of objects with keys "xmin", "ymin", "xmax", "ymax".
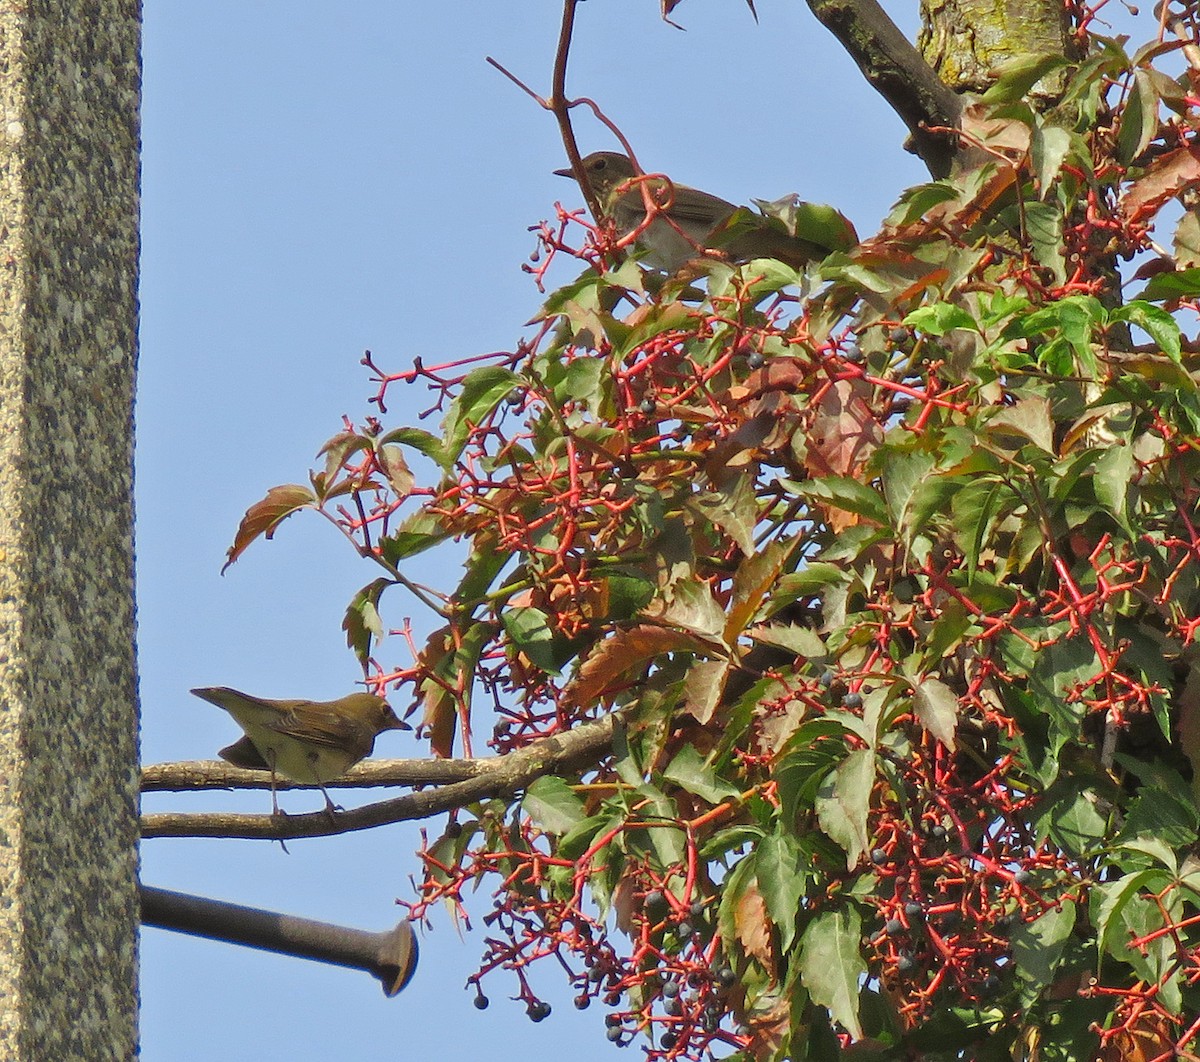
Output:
[
  {"xmin": 141, "ymin": 757, "xmax": 492, "ymax": 792},
  {"xmin": 805, "ymin": 0, "xmax": 961, "ymax": 178},
  {"xmin": 140, "ymin": 712, "xmax": 618, "ymax": 840}
]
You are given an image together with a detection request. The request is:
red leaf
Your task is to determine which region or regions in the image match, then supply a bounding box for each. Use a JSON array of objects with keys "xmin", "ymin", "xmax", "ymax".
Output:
[
  {"xmin": 1122, "ymin": 143, "xmax": 1200, "ymax": 220},
  {"xmin": 222, "ymin": 484, "xmax": 316, "ymax": 573},
  {"xmin": 734, "ymin": 877, "xmax": 775, "ymax": 975},
  {"xmin": 565, "ymin": 624, "xmax": 713, "ymax": 708}
]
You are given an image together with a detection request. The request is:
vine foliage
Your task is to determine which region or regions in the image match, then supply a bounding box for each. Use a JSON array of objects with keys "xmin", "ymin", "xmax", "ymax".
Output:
[{"xmin": 226, "ymin": 9, "xmax": 1200, "ymax": 1060}]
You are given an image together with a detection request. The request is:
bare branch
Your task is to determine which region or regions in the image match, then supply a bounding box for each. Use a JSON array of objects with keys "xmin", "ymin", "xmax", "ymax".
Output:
[
  {"xmin": 805, "ymin": 0, "xmax": 961, "ymax": 178},
  {"xmin": 140, "ymin": 712, "xmax": 619, "ymax": 840},
  {"xmin": 141, "ymin": 757, "xmax": 491, "ymax": 792}
]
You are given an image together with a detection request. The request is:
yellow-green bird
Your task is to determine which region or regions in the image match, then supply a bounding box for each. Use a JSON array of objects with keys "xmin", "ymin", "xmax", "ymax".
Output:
[
  {"xmin": 191, "ymin": 686, "xmax": 408, "ymax": 816},
  {"xmin": 555, "ymin": 151, "xmax": 854, "ymax": 272}
]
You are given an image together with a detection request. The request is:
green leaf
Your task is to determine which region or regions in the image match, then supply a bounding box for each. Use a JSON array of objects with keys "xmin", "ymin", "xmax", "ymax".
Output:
[
  {"xmin": 342, "ymin": 577, "xmax": 392, "ymax": 664},
  {"xmin": 662, "ymin": 744, "xmax": 741, "ymax": 804},
  {"xmin": 1032, "ymin": 123, "xmax": 1073, "ymax": 198},
  {"xmin": 950, "ymin": 476, "xmax": 1011, "ymax": 577},
  {"xmin": 522, "ymin": 776, "xmax": 586, "ymax": 835},
  {"xmin": 1093, "ymin": 869, "xmax": 1168, "ymax": 962},
  {"xmin": 557, "ymin": 812, "xmax": 620, "ymax": 862},
  {"xmin": 1138, "ymin": 267, "xmax": 1200, "ymax": 301},
  {"xmin": 981, "ymin": 53, "xmax": 1069, "ymax": 102},
  {"xmin": 636, "ymin": 783, "xmax": 686, "ymax": 871},
  {"xmin": 502, "ymin": 606, "xmax": 561, "ymax": 675},
  {"xmin": 776, "ymin": 722, "xmax": 856, "ymax": 824},
  {"xmin": 718, "ymin": 853, "xmax": 758, "ymax": 962},
  {"xmin": 1119, "ymin": 833, "xmax": 1181, "ymax": 872},
  {"xmin": 1116, "ymin": 67, "xmax": 1159, "ymax": 164},
  {"xmin": 1034, "ymin": 783, "xmax": 1108, "ymax": 856},
  {"xmin": 798, "ymin": 908, "xmax": 866, "ymax": 1039},
  {"xmin": 757, "ymin": 830, "xmax": 808, "ymax": 951},
  {"xmin": 1012, "ymin": 902, "xmax": 1076, "ymax": 993},
  {"xmin": 1024, "ymin": 201, "xmax": 1066, "ymax": 286},
  {"xmin": 912, "ymin": 677, "xmax": 959, "ymax": 751},
  {"xmin": 379, "ymin": 509, "xmax": 451, "ymax": 564},
  {"xmin": 801, "ymin": 477, "xmax": 888, "ymax": 526},
  {"xmin": 379, "ymin": 425, "xmax": 445, "ymax": 463},
  {"xmin": 886, "ymin": 182, "xmax": 958, "ymax": 226},
  {"xmin": 903, "ymin": 303, "xmax": 977, "ymax": 336},
  {"xmin": 770, "ymin": 563, "xmax": 850, "ymax": 604},
  {"xmin": 1110, "ymin": 301, "xmax": 1183, "ymax": 362},
  {"xmin": 747, "ymin": 623, "xmax": 826, "ymax": 658},
  {"xmin": 918, "ymin": 599, "xmax": 974, "ymax": 669},
  {"xmin": 1093, "ymin": 442, "xmax": 1133, "ymax": 524},
  {"xmin": 598, "ymin": 571, "xmax": 656, "ymax": 620},
  {"xmin": 439, "ymin": 365, "xmax": 522, "ymax": 470},
  {"xmin": 815, "ymin": 747, "xmax": 874, "ymax": 869},
  {"xmin": 986, "ymin": 396, "xmax": 1053, "ymax": 454},
  {"xmin": 880, "ymin": 447, "xmax": 937, "ymax": 534},
  {"xmin": 1120, "ymin": 791, "xmax": 1198, "ymax": 850}
]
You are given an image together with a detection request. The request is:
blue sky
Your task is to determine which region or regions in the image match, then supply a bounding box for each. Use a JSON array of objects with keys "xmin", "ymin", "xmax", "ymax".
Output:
[{"xmin": 136, "ymin": 1, "xmax": 973, "ymax": 1058}]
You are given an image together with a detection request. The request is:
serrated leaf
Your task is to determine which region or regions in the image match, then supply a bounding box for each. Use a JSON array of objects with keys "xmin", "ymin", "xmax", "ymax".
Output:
[
  {"xmin": 904, "ymin": 303, "xmax": 977, "ymax": 336},
  {"xmin": 637, "ymin": 783, "xmax": 686, "ymax": 871},
  {"xmin": 1116, "ymin": 67, "xmax": 1159, "ymax": 164},
  {"xmin": 662, "ymin": 743, "xmax": 741, "ymax": 804},
  {"xmin": 1032, "ymin": 123, "xmax": 1073, "ymax": 198},
  {"xmin": 1139, "ymin": 266, "xmax": 1200, "ymax": 300},
  {"xmin": 881, "ymin": 448, "xmax": 937, "ymax": 536},
  {"xmin": 815, "ymin": 747, "xmax": 874, "ymax": 869},
  {"xmin": 222, "ymin": 483, "xmax": 317, "ymax": 573},
  {"xmin": 757, "ymin": 831, "xmax": 808, "ymax": 951},
  {"xmin": 981, "ymin": 53, "xmax": 1069, "ymax": 103},
  {"xmin": 801, "ymin": 476, "xmax": 888, "ymax": 526},
  {"xmin": 1012, "ymin": 902, "xmax": 1076, "ymax": 991},
  {"xmin": 342, "ymin": 577, "xmax": 392, "ymax": 664},
  {"xmin": 726, "ymin": 537, "xmax": 796, "ymax": 641},
  {"xmin": 987, "ymin": 396, "xmax": 1053, "ymax": 453},
  {"xmin": 1120, "ymin": 834, "xmax": 1180, "ymax": 872},
  {"xmin": 374, "ymin": 442, "xmax": 415, "ymax": 497},
  {"xmin": 1025, "ymin": 200, "xmax": 1066, "ymax": 285},
  {"xmin": 379, "ymin": 509, "xmax": 451, "ymax": 564},
  {"xmin": 1094, "ymin": 869, "xmax": 1165, "ymax": 960},
  {"xmin": 439, "ymin": 366, "xmax": 521, "ymax": 470},
  {"xmin": 379, "ymin": 425, "xmax": 445, "ymax": 462},
  {"xmin": 1093, "ymin": 442, "xmax": 1133, "ymax": 522},
  {"xmin": 913, "ymin": 677, "xmax": 959, "ymax": 751},
  {"xmin": 747, "ymin": 623, "xmax": 826, "ymax": 658},
  {"xmin": 502, "ymin": 606, "xmax": 561, "ymax": 675},
  {"xmin": 317, "ymin": 430, "xmax": 370, "ymax": 483},
  {"xmin": 799, "ymin": 908, "xmax": 865, "ymax": 1038},
  {"xmin": 523, "ymin": 776, "xmax": 586, "ymax": 835},
  {"xmin": 1110, "ymin": 301, "xmax": 1182, "ymax": 362}
]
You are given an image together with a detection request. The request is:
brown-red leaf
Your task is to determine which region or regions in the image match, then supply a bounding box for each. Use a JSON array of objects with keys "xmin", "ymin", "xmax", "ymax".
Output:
[{"xmin": 222, "ymin": 484, "xmax": 317, "ymax": 574}]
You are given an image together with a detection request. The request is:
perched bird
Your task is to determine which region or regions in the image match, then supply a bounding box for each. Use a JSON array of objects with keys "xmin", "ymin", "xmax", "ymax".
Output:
[
  {"xmin": 191, "ymin": 686, "xmax": 408, "ymax": 816},
  {"xmin": 554, "ymin": 151, "xmax": 853, "ymax": 272}
]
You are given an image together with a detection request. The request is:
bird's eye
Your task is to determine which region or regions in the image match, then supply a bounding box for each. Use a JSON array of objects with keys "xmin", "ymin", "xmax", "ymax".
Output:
[{"xmin": 593, "ymin": 158, "xmax": 606, "ymax": 171}]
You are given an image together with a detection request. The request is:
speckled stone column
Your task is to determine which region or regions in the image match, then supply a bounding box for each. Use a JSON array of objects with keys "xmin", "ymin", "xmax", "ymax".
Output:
[{"xmin": 0, "ymin": 3, "xmax": 140, "ymax": 1059}]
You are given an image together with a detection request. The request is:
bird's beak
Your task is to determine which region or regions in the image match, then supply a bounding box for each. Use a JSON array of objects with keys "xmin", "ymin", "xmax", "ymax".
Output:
[
  {"xmin": 553, "ymin": 167, "xmax": 575, "ymax": 179},
  {"xmin": 381, "ymin": 706, "xmax": 412, "ymax": 732}
]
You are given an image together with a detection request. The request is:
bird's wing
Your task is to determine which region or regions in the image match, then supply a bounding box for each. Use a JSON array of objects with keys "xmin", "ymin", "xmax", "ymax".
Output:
[
  {"xmin": 625, "ymin": 183, "xmax": 737, "ymax": 228},
  {"xmin": 268, "ymin": 701, "xmax": 374, "ymax": 754}
]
